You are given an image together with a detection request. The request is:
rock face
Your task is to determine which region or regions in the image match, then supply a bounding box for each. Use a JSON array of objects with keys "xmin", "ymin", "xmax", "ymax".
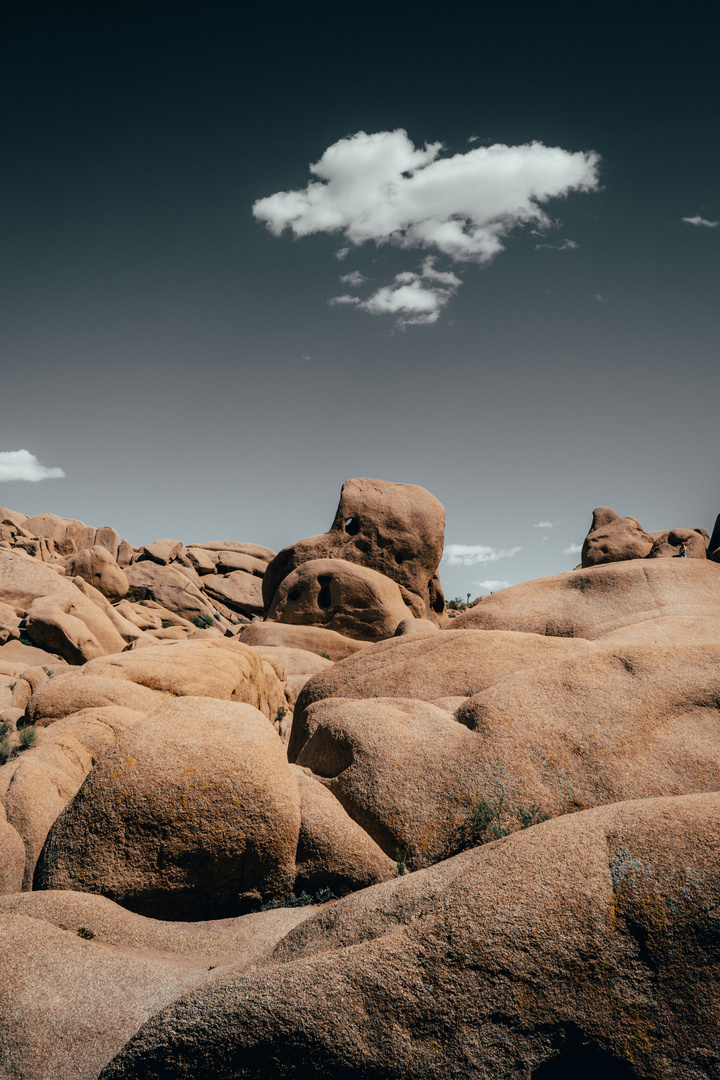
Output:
[
  {"xmin": 262, "ymin": 478, "xmax": 447, "ymax": 625},
  {"xmin": 35, "ymin": 698, "xmax": 301, "ymax": 919},
  {"xmin": 64, "ymin": 546, "xmax": 130, "ymax": 602},
  {"xmin": 581, "ymin": 506, "xmax": 654, "ymax": 566},
  {"xmin": 646, "ymin": 527, "xmax": 709, "ymax": 558},
  {"xmin": 450, "ymin": 557, "xmax": 720, "ymax": 639},
  {"xmin": 266, "ymin": 558, "xmax": 414, "ymax": 642},
  {"xmin": 99, "ymin": 793, "xmax": 720, "ymax": 1080},
  {"xmin": 289, "ymin": 629, "xmax": 594, "ymax": 760}
]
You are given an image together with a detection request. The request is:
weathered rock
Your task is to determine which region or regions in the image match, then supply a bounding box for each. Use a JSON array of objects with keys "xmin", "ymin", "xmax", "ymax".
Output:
[
  {"xmin": 0, "ymin": 801, "xmax": 24, "ymax": 893},
  {"xmin": 199, "ymin": 549, "xmax": 268, "ymax": 576},
  {"xmin": 262, "ymin": 478, "xmax": 446, "ymax": 622},
  {"xmin": 65, "ymin": 545, "xmax": 129, "ymax": 601},
  {"xmin": 290, "ymin": 629, "xmax": 593, "ymax": 760},
  {"xmin": 646, "ymin": 527, "xmax": 709, "ymax": 559},
  {"xmin": 191, "ymin": 540, "xmax": 276, "ymax": 562},
  {"xmin": 0, "ymin": 640, "xmax": 69, "ymax": 667},
  {"xmin": 100, "ymin": 792, "xmax": 720, "ymax": 1080},
  {"xmin": 291, "ymin": 764, "xmax": 397, "ymax": 893},
  {"xmin": 70, "ymin": 576, "xmax": 144, "ymax": 642},
  {"xmin": 452, "ymin": 638, "xmax": 720, "ymax": 820},
  {"xmin": 116, "ymin": 538, "xmax": 134, "ymax": 567},
  {"xmin": 141, "ymin": 539, "xmax": 183, "ymax": 565},
  {"xmin": 0, "ymin": 706, "xmax": 143, "ymax": 888},
  {"xmin": 25, "ymin": 592, "xmax": 127, "ymax": 663},
  {"xmin": 203, "ymin": 570, "xmax": 264, "ymax": 618},
  {"xmin": 267, "ymin": 558, "xmax": 413, "ymax": 642},
  {"xmin": 295, "ymin": 697, "xmax": 490, "ymax": 869},
  {"xmin": 81, "ymin": 638, "xmax": 285, "ymax": 719},
  {"xmin": 27, "ymin": 675, "xmax": 167, "ymax": 723},
  {"xmin": 450, "ymin": 557, "xmax": 720, "ymax": 639},
  {"xmin": 238, "ymin": 622, "xmax": 368, "ymax": 661},
  {"xmin": 183, "ymin": 547, "xmax": 217, "ymax": 575},
  {"xmin": 0, "ymin": 893, "xmax": 315, "ymax": 1080},
  {"xmin": 35, "ymin": 698, "xmax": 301, "ymax": 919},
  {"xmin": 581, "ymin": 506, "xmax": 654, "ymax": 567},
  {"xmin": 22, "ymin": 512, "xmax": 90, "ymax": 555},
  {"xmin": 124, "ymin": 560, "xmax": 219, "ymax": 621}
]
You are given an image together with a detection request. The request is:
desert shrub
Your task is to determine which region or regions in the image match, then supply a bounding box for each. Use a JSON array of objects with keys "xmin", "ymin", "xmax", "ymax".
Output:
[{"xmin": 190, "ymin": 615, "xmax": 214, "ymax": 628}]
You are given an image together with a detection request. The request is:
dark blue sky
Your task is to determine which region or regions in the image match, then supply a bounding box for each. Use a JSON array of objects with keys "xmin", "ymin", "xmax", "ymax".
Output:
[{"xmin": 1, "ymin": 1, "xmax": 718, "ymax": 598}]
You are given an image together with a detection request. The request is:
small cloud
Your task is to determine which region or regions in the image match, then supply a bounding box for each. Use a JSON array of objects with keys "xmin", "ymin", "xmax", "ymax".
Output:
[
  {"xmin": 533, "ymin": 521, "xmax": 553, "ymax": 529},
  {"xmin": 354, "ymin": 257, "xmax": 461, "ymax": 328},
  {"xmin": 473, "ymin": 579, "xmax": 510, "ymax": 592},
  {"xmin": 300, "ymin": 355, "xmax": 311, "ymax": 361},
  {"xmin": 682, "ymin": 215, "xmax": 718, "ymax": 228},
  {"xmin": 535, "ymin": 238, "xmax": 578, "ymax": 251},
  {"xmin": 564, "ymin": 542, "xmax": 582, "ymax": 555},
  {"xmin": 442, "ymin": 543, "xmax": 521, "ymax": 567},
  {"xmin": 0, "ymin": 449, "xmax": 65, "ymax": 482},
  {"xmin": 335, "ymin": 247, "xmax": 350, "ymax": 260},
  {"xmin": 594, "ymin": 293, "xmax": 605, "ymax": 301},
  {"xmin": 328, "ymin": 294, "xmax": 360, "ymax": 307},
  {"xmin": 339, "ymin": 270, "xmax": 367, "ymax": 287},
  {"xmin": 468, "ymin": 135, "xmax": 480, "ymax": 143}
]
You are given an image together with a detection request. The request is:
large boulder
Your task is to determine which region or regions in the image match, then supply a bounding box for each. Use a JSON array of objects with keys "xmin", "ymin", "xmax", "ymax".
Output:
[
  {"xmin": 294, "ymin": 697, "xmax": 491, "ymax": 869},
  {"xmin": 35, "ymin": 698, "xmax": 301, "ymax": 919},
  {"xmin": 0, "ymin": 706, "xmax": 143, "ymax": 888},
  {"xmin": 202, "ymin": 570, "xmax": 264, "ymax": 618},
  {"xmin": 99, "ymin": 792, "xmax": 720, "ymax": 1080},
  {"xmin": 0, "ymin": 801, "xmax": 24, "ymax": 893},
  {"xmin": 64, "ymin": 545, "xmax": 129, "ymax": 601},
  {"xmin": 262, "ymin": 478, "xmax": 447, "ymax": 623},
  {"xmin": 646, "ymin": 527, "xmax": 709, "ymax": 559},
  {"xmin": 581, "ymin": 506, "xmax": 654, "ymax": 567},
  {"xmin": 22, "ymin": 512, "xmax": 91, "ymax": 556},
  {"xmin": 0, "ymin": 892, "xmax": 315, "ymax": 1080},
  {"xmin": 27, "ymin": 676, "xmax": 167, "ymax": 723},
  {"xmin": 81, "ymin": 638, "xmax": 286, "ymax": 719},
  {"xmin": 290, "ymin": 629, "xmax": 594, "ymax": 760},
  {"xmin": 450, "ymin": 557, "xmax": 720, "ymax": 639},
  {"xmin": 238, "ymin": 621, "xmax": 368, "ymax": 661},
  {"xmin": 291, "ymin": 765, "xmax": 397, "ymax": 893},
  {"xmin": 267, "ymin": 558, "xmax": 417, "ymax": 642},
  {"xmin": 124, "ymin": 561, "xmax": 219, "ymax": 622}
]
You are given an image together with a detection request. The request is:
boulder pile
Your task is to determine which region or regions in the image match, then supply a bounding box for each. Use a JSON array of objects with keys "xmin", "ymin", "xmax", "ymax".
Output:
[{"xmin": 1, "ymin": 487, "xmax": 720, "ymax": 1079}]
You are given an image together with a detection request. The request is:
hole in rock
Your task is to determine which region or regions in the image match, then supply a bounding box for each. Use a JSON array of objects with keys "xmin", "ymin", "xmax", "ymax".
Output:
[
  {"xmin": 288, "ymin": 588, "xmax": 302, "ymax": 602},
  {"xmin": 317, "ymin": 575, "xmax": 332, "ymax": 610},
  {"xmin": 344, "ymin": 517, "xmax": 360, "ymax": 535},
  {"xmin": 394, "ymin": 551, "xmax": 404, "ymax": 564},
  {"xmin": 532, "ymin": 1047, "xmax": 640, "ymax": 1080}
]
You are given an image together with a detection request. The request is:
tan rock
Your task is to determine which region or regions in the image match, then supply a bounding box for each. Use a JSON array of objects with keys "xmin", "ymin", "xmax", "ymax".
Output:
[
  {"xmin": 210, "ymin": 550, "xmax": 267, "ymax": 576},
  {"xmin": 202, "ymin": 570, "xmax": 264, "ymax": 618},
  {"xmin": 581, "ymin": 506, "xmax": 654, "ymax": 566},
  {"xmin": 238, "ymin": 621, "xmax": 368, "ymax": 661},
  {"xmin": 25, "ymin": 591, "xmax": 126, "ymax": 664},
  {"xmin": 0, "ymin": 507, "xmax": 28, "ymax": 530},
  {"xmin": 35, "ymin": 698, "xmax": 301, "ymax": 918},
  {"xmin": 100, "ymin": 793, "xmax": 720, "ymax": 1080},
  {"xmin": 267, "ymin": 557, "xmax": 413, "ymax": 642},
  {"xmin": 65, "ymin": 545, "xmax": 129, "ymax": 601},
  {"xmin": 0, "ymin": 706, "xmax": 143, "ymax": 888},
  {"xmin": 191, "ymin": 540, "xmax": 276, "ymax": 562},
  {"xmin": 290, "ymin": 764, "xmax": 397, "ymax": 893},
  {"xmin": 646, "ymin": 527, "xmax": 709, "ymax": 558},
  {"xmin": 27, "ymin": 676, "xmax": 168, "ymax": 724},
  {"xmin": 250, "ymin": 645, "xmax": 333, "ymax": 679},
  {"xmin": 81, "ymin": 637, "xmax": 285, "ymax": 719},
  {"xmin": 0, "ymin": 801, "xmax": 24, "ymax": 893},
  {"xmin": 290, "ymin": 628, "xmax": 593, "ymax": 759},
  {"xmin": 0, "ymin": 640, "xmax": 69, "ymax": 668},
  {"xmin": 22, "ymin": 512, "xmax": 88, "ymax": 556},
  {"xmin": 262, "ymin": 478, "xmax": 447, "ymax": 622},
  {"xmin": 116, "ymin": 539, "xmax": 133, "ymax": 567},
  {"xmin": 70, "ymin": 576, "xmax": 143, "ymax": 642},
  {"xmin": 450, "ymin": 557, "xmax": 720, "ymax": 639},
  {"xmin": 124, "ymin": 560, "xmax": 218, "ymax": 621},
  {"xmin": 141, "ymin": 539, "xmax": 183, "ymax": 565},
  {"xmin": 184, "ymin": 547, "xmax": 217, "ymax": 575}
]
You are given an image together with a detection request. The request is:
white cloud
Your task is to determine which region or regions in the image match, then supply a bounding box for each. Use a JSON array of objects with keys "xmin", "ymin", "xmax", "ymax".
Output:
[
  {"xmin": 682, "ymin": 215, "xmax": 718, "ymax": 228},
  {"xmin": 535, "ymin": 238, "xmax": 578, "ymax": 250},
  {"xmin": 333, "ymin": 256, "xmax": 461, "ymax": 327},
  {"xmin": 328, "ymin": 294, "xmax": 360, "ymax": 307},
  {"xmin": 0, "ymin": 449, "xmax": 65, "ymax": 482},
  {"xmin": 339, "ymin": 270, "xmax": 367, "ymax": 287},
  {"xmin": 335, "ymin": 247, "xmax": 350, "ymax": 260},
  {"xmin": 473, "ymin": 579, "xmax": 510, "ymax": 592},
  {"xmin": 564, "ymin": 542, "xmax": 582, "ymax": 555},
  {"xmin": 533, "ymin": 521, "xmax": 553, "ymax": 528},
  {"xmin": 254, "ymin": 129, "xmax": 600, "ymax": 265},
  {"xmin": 442, "ymin": 543, "xmax": 521, "ymax": 567}
]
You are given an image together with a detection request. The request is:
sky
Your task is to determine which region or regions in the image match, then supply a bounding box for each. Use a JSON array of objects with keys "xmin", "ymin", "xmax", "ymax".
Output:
[{"xmin": 1, "ymin": 1, "xmax": 719, "ymax": 602}]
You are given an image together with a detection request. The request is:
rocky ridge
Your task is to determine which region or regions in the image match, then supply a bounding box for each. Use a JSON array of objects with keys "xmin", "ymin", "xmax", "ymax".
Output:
[{"xmin": 1, "ymin": 484, "xmax": 720, "ymax": 1078}]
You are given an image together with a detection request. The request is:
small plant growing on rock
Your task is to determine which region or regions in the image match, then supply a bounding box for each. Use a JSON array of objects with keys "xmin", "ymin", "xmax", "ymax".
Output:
[
  {"xmin": 161, "ymin": 620, "xmax": 174, "ymax": 628},
  {"xmin": 518, "ymin": 804, "xmax": 551, "ymax": 829},
  {"xmin": 259, "ymin": 886, "xmax": 340, "ymax": 911},
  {"xmin": 190, "ymin": 615, "xmax": 213, "ymax": 628},
  {"xmin": 321, "ymin": 652, "xmax": 331, "ymax": 660},
  {"xmin": 18, "ymin": 726, "xmax": 36, "ymax": 751},
  {"xmin": 0, "ymin": 737, "xmax": 12, "ymax": 766},
  {"xmin": 42, "ymin": 666, "xmax": 54, "ymax": 679}
]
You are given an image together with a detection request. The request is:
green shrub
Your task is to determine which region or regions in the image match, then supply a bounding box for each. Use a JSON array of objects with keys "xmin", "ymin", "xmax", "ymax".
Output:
[
  {"xmin": 0, "ymin": 739, "xmax": 13, "ymax": 766},
  {"xmin": 190, "ymin": 615, "xmax": 213, "ymax": 628},
  {"xmin": 18, "ymin": 727, "xmax": 36, "ymax": 751},
  {"xmin": 42, "ymin": 666, "xmax": 54, "ymax": 679},
  {"xmin": 161, "ymin": 620, "xmax": 174, "ymax": 629},
  {"xmin": 259, "ymin": 886, "xmax": 340, "ymax": 911}
]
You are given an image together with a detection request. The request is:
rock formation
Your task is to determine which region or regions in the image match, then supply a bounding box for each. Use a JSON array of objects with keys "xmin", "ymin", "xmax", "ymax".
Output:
[{"xmin": 0, "ymin": 483, "xmax": 720, "ymax": 1078}]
